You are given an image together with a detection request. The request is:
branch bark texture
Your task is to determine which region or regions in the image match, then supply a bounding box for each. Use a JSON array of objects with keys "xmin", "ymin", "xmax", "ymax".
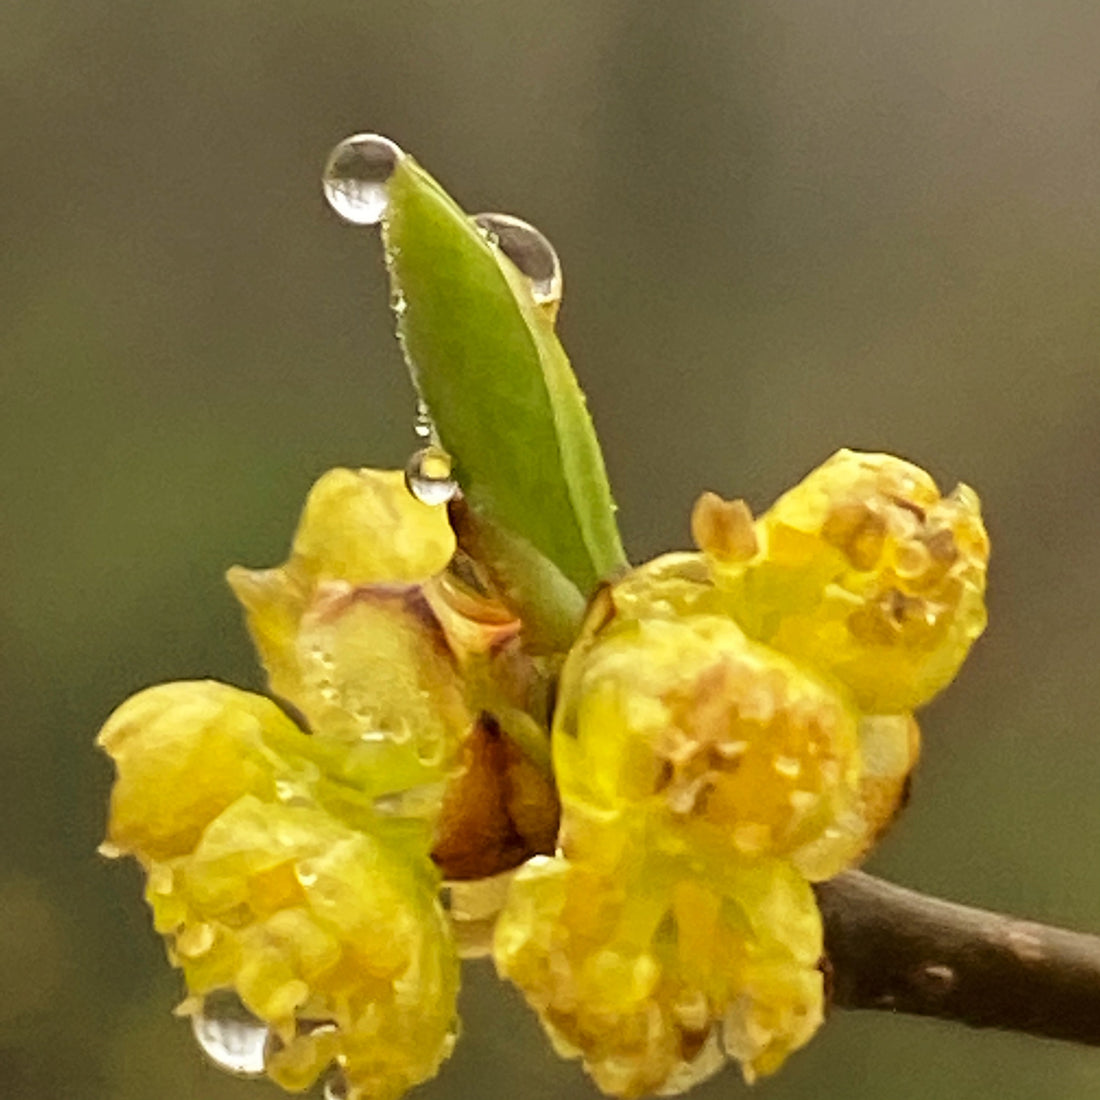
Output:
[{"xmin": 816, "ymin": 871, "xmax": 1100, "ymax": 1045}]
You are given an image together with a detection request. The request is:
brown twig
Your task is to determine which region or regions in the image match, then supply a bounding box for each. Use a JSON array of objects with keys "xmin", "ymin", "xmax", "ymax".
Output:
[{"xmin": 815, "ymin": 871, "xmax": 1100, "ymax": 1045}]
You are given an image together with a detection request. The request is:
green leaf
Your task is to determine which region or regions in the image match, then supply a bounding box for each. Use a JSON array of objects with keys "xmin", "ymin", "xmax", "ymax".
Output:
[{"xmin": 381, "ymin": 155, "xmax": 626, "ymax": 612}]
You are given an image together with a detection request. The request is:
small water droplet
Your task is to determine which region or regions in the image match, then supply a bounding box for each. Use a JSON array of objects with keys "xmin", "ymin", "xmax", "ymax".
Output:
[
  {"xmin": 191, "ymin": 990, "xmax": 269, "ymax": 1077},
  {"xmin": 414, "ymin": 397, "xmax": 433, "ymax": 440},
  {"xmin": 322, "ymin": 133, "xmax": 403, "ymax": 226},
  {"xmin": 473, "ymin": 212, "xmax": 563, "ymax": 309},
  {"xmin": 789, "ymin": 790, "xmax": 817, "ymax": 813},
  {"xmin": 416, "ymin": 731, "xmax": 445, "ymax": 767},
  {"xmin": 148, "ymin": 864, "xmax": 174, "ymax": 895},
  {"xmin": 405, "ymin": 446, "xmax": 457, "ymax": 506},
  {"xmin": 306, "ymin": 644, "xmax": 336, "ymax": 671},
  {"xmin": 324, "ymin": 1068, "xmax": 349, "ymax": 1100},
  {"xmin": 373, "ymin": 781, "xmax": 445, "ymax": 818},
  {"xmin": 441, "ymin": 1019, "xmax": 460, "ymax": 1058},
  {"xmin": 274, "ymin": 778, "xmax": 310, "ymax": 805},
  {"xmin": 176, "ymin": 921, "xmax": 216, "ymax": 958},
  {"xmin": 773, "ymin": 755, "xmax": 802, "ymax": 779},
  {"xmin": 295, "ymin": 859, "xmax": 319, "ymax": 889},
  {"xmin": 97, "ymin": 840, "xmax": 123, "ymax": 859}
]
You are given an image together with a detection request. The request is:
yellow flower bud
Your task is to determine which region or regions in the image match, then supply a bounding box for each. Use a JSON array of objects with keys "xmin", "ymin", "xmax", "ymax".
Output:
[
  {"xmin": 98, "ymin": 681, "xmax": 460, "ymax": 1100},
  {"xmin": 494, "ymin": 847, "xmax": 823, "ymax": 1096},
  {"xmin": 705, "ymin": 449, "xmax": 989, "ymax": 712},
  {"xmin": 287, "ymin": 467, "xmax": 455, "ymax": 587},
  {"xmin": 554, "ymin": 612, "xmax": 862, "ymax": 871},
  {"xmin": 226, "ymin": 469, "xmax": 478, "ymax": 812},
  {"xmin": 164, "ymin": 797, "xmax": 458, "ymax": 1100}
]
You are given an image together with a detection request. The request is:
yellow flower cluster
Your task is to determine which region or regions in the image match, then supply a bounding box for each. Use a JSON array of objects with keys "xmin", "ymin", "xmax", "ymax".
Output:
[
  {"xmin": 98, "ymin": 468, "xmax": 555, "ymax": 1100},
  {"xmin": 98, "ymin": 450, "xmax": 988, "ymax": 1100},
  {"xmin": 493, "ymin": 450, "xmax": 988, "ymax": 1094}
]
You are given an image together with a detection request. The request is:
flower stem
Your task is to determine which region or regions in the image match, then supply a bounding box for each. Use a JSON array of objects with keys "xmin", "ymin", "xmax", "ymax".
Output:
[{"xmin": 816, "ymin": 871, "xmax": 1100, "ymax": 1046}]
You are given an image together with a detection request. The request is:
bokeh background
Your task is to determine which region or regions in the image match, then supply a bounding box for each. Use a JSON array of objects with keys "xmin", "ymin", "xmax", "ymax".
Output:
[{"xmin": 4, "ymin": 2, "xmax": 1100, "ymax": 1098}]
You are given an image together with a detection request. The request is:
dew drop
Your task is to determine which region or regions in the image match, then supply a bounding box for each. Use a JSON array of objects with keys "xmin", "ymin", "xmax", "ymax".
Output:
[
  {"xmin": 322, "ymin": 133, "xmax": 403, "ymax": 226},
  {"xmin": 190, "ymin": 990, "xmax": 269, "ymax": 1077},
  {"xmin": 176, "ymin": 921, "xmax": 216, "ymax": 958},
  {"xmin": 773, "ymin": 755, "xmax": 802, "ymax": 779},
  {"xmin": 473, "ymin": 212, "xmax": 563, "ymax": 310},
  {"xmin": 413, "ymin": 397, "xmax": 433, "ymax": 440},
  {"xmin": 373, "ymin": 781, "xmax": 446, "ymax": 818},
  {"xmin": 323, "ymin": 1069, "xmax": 349, "ymax": 1100},
  {"xmin": 416, "ymin": 731, "xmax": 446, "ymax": 767},
  {"xmin": 405, "ymin": 446, "xmax": 457, "ymax": 506},
  {"xmin": 148, "ymin": 863, "xmax": 174, "ymax": 895}
]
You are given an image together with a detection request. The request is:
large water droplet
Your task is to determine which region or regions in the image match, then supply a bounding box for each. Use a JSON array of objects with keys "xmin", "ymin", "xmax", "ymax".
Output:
[
  {"xmin": 190, "ymin": 990, "xmax": 269, "ymax": 1077},
  {"xmin": 322, "ymin": 134, "xmax": 403, "ymax": 226},
  {"xmin": 473, "ymin": 212, "xmax": 562, "ymax": 310},
  {"xmin": 405, "ymin": 446, "xmax": 457, "ymax": 506}
]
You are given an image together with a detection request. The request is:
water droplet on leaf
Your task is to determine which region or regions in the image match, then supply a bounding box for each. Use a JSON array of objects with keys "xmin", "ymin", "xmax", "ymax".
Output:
[
  {"xmin": 191, "ymin": 990, "xmax": 269, "ymax": 1077},
  {"xmin": 473, "ymin": 212, "xmax": 563, "ymax": 310},
  {"xmin": 322, "ymin": 133, "xmax": 403, "ymax": 226},
  {"xmin": 414, "ymin": 397, "xmax": 433, "ymax": 440},
  {"xmin": 405, "ymin": 446, "xmax": 457, "ymax": 505}
]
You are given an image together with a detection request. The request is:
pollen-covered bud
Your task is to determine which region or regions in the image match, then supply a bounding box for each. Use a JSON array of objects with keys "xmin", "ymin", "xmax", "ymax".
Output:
[
  {"xmin": 162, "ymin": 798, "xmax": 458, "ymax": 1100},
  {"xmin": 97, "ymin": 681, "xmax": 460, "ymax": 1100},
  {"xmin": 706, "ymin": 449, "xmax": 989, "ymax": 712},
  {"xmin": 553, "ymin": 612, "xmax": 862, "ymax": 870},
  {"xmin": 493, "ymin": 847, "xmax": 824, "ymax": 1096}
]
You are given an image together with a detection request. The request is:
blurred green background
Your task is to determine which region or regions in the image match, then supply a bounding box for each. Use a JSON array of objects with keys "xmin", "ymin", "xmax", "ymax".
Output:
[{"xmin": 4, "ymin": 2, "xmax": 1100, "ymax": 1098}]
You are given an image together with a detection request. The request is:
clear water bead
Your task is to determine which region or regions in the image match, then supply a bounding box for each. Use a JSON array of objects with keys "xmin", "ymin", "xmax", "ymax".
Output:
[
  {"xmin": 323, "ymin": 1069, "xmax": 349, "ymax": 1100},
  {"xmin": 322, "ymin": 134, "xmax": 403, "ymax": 226},
  {"xmin": 190, "ymin": 990, "xmax": 269, "ymax": 1077},
  {"xmin": 473, "ymin": 212, "xmax": 563, "ymax": 309},
  {"xmin": 414, "ymin": 397, "xmax": 433, "ymax": 440},
  {"xmin": 405, "ymin": 445, "xmax": 457, "ymax": 506}
]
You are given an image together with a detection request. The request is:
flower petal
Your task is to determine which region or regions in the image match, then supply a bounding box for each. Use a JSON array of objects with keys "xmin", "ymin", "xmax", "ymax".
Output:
[
  {"xmin": 97, "ymin": 681, "xmax": 306, "ymax": 861},
  {"xmin": 288, "ymin": 467, "xmax": 455, "ymax": 587}
]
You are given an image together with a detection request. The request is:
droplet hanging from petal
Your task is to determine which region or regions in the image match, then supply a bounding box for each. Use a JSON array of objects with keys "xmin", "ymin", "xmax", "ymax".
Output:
[{"xmin": 189, "ymin": 990, "xmax": 270, "ymax": 1077}]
